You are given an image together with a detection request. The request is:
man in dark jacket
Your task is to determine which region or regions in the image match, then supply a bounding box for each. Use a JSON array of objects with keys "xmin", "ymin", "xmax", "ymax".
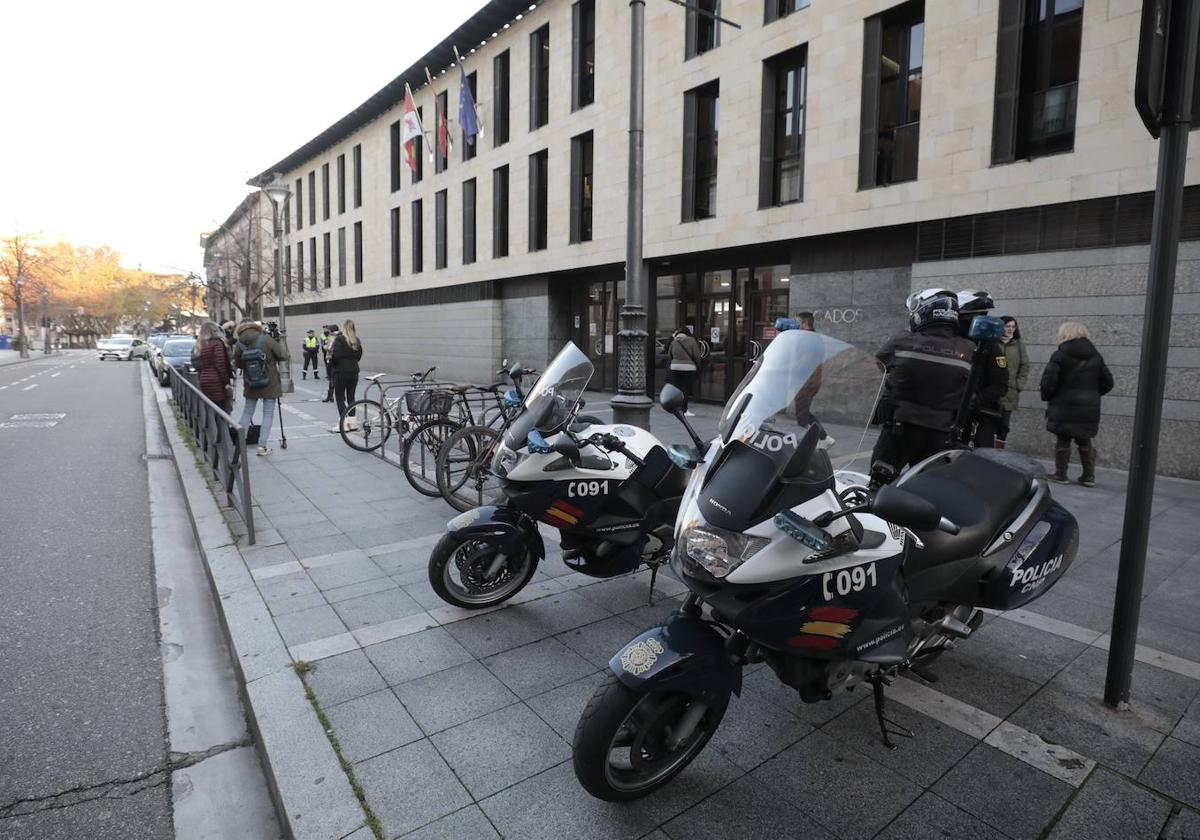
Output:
[
  {"xmin": 1041, "ymin": 322, "xmax": 1114, "ymax": 486},
  {"xmin": 955, "ymin": 290, "xmax": 1009, "ymax": 449},
  {"xmin": 870, "ymin": 290, "xmax": 977, "ymax": 487},
  {"xmin": 232, "ymin": 320, "xmax": 289, "ymax": 455}
]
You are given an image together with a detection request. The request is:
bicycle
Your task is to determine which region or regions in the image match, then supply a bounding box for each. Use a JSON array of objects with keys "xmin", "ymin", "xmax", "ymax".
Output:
[{"xmin": 338, "ymin": 366, "xmax": 439, "ymax": 454}]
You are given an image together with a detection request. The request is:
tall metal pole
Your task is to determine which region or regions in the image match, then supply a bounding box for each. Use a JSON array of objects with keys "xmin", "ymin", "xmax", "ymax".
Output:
[
  {"xmin": 15, "ymin": 275, "xmax": 28, "ymax": 359},
  {"xmin": 611, "ymin": 0, "xmax": 653, "ymax": 428},
  {"xmin": 269, "ymin": 199, "xmax": 294, "ymax": 394},
  {"xmin": 1105, "ymin": 0, "xmax": 1200, "ymax": 709},
  {"xmin": 42, "ymin": 289, "xmax": 51, "ymax": 354}
]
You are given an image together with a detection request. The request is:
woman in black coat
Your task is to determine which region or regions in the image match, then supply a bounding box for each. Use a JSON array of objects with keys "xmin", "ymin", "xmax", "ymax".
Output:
[
  {"xmin": 329, "ymin": 319, "xmax": 364, "ymax": 433},
  {"xmin": 1040, "ymin": 322, "xmax": 1114, "ymax": 487}
]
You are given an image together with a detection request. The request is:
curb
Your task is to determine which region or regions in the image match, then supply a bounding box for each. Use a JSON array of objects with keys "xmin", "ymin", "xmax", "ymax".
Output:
[{"xmin": 143, "ymin": 365, "xmax": 368, "ymax": 840}]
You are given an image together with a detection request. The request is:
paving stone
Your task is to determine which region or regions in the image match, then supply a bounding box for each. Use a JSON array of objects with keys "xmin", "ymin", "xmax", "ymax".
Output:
[
  {"xmin": 394, "ymin": 661, "xmax": 519, "ymax": 734},
  {"xmin": 304, "ymin": 649, "xmax": 387, "ymax": 708},
  {"xmin": 257, "ymin": 571, "xmax": 321, "ymax": 611},
  {"xmin": 323, "ymin": 576, "xmax": 401, "ymax": 604},
  {"xmin": 874, "ymin": 791, "xmax": 1011, "ymax": 840},
  {"xmin": 272, "ymin": 602, "xmax": 348, "ymax": 647},
  {"xmin": 431, "ymin": 703, "xmax": 570, "ymax": 799},
  {"xmin": 1048, "ymin": 647, "xmax": 1200, "ymax": 734},
  {"xmin": 325, "ymin": 688, "xmax": 423, "ymax": 764},
  {"xmin": 555, "ymin": 615, "xmax": 641, "ymax": 669},
  {"xmin": 526, "ymin": 672, "xmax": 609, "ymax": 740},
  {"xmin": 240, "ymin": 543, "xmax": 299, "ymax": 570},
  {"xmin": 306, "ymin": 556, "xmax": 388, "ymax": 590},
  {"xmin": 742, "ymin": 667, "xmax": 870, "ymax": 727},
  {"xmin": 482, "ymin": 638, "xmax": 598, "ymax": 699},
  {"xmin": 708, "ymin": 688, "xmax": 813, "ymax": 773},
  {"xmin": 293, "ymin": 534, "xmax": 358, "ymax": 560},
  {"xmin": 401, "ymin": 805, "xmax": 500, "ymax": 840},
  {"xmin": 355, "ymin": 739, "xmax": 473, "ymax": 838},
  {"xmin": 332, "ymin": 587, "xmax": 427, "ymax": 631},
  {"xmin": 1140, "ymin": 738, "xmax": 1200, "ymax": 812},
  {"xmin": 933, "ymin": 743, "xmax": 1073, "ymax": 840},
  {"xmin": 278, "ymin": 520, "xmax": 346, "ymax": 542},
  {"xmin": 445, "ymin": 591, "xmax": 611, "ymax": 658},
  {"xmin": 364, "ymin": 627, "xmax": 474, "ymax": 685},
  {"xmin": 752, "ymin": 730, "xmax": 923, "ymax": 840},
  {"xmin": 1175, "ymin": 693, "xmax": 1200, "ymax": 748},
  {"xmin": 1162, "ymin": 807, "xmax": 1200, "ymax": 840},
  {"xmin": 574, "ymin": 573, "xmax": 675, "ymax": 614},
  {"xmin": 662, "ymin": 775, "xmax": 835, "ymax": 840},
  {"xmin": 1048, "ymin": 767, "xmax": 1172, "ymax": 840},
  {"xmin": 403, "ymin": 581, "xmax": 455, "ymax": 611}
]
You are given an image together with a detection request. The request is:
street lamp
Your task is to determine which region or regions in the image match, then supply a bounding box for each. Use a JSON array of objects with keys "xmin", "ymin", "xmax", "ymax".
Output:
[
  {"xmin": 41, "ymin": 288, "xmax": 51, "ymax": 354},
  {"xmin": 15, "ymin": 273, "xmax": 28, "ymax": 359},
  {"xmin": 144, "ymin": 299, "xmax": 152, "ymax": 335},
  {"xmin": 259, "ymin": 176, "xmax": 294, "ymax": 394}
]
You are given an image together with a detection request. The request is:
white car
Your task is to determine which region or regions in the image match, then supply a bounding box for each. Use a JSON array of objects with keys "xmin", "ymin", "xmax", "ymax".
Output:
[{"xmin": 97, "ymin": 336, "xmax": 148, "ymax": 361}]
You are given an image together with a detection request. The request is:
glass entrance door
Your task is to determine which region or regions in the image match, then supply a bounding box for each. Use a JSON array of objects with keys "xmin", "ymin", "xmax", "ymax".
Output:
[{"xmin": 696, "ymin": 270, "xmax": 732, "ymax": 402}]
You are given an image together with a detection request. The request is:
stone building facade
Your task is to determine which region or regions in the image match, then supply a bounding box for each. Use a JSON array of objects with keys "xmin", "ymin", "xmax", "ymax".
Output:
[{"xmin": 220, "ymin": 0, "xmax": 1200, "ymax": 477}]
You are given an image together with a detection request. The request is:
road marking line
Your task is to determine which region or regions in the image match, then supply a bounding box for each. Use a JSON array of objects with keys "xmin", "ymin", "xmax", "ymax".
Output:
[
  {"xmin": 51, "ymin": 372, "xmax": 60, "ymax": 378},
  {"xmin": 22, "ymin": 384, "xmax": 37, "ymax": 391}
]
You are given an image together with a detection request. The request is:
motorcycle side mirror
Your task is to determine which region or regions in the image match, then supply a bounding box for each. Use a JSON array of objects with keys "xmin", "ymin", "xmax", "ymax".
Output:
[
  {"xmin": 659, "ymin": 384, "xmax": 707, "ymax": 453},
  {"xmin": 552, "ymin": 435, "xmax": 581, "ymax": 464},
  {"xmin": 871, "ymin": 485, "xmax": 941, "ymax": 532},
  {"xmin": 667, "ymin": 443, "xmax": 702, "ymax": 469},
  {"xmin": 509, "ymin": 361, "xmax": 525, "ymax": 381}
]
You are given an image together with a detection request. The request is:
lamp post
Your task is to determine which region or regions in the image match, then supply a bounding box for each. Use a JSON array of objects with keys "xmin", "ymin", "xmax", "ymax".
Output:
[
  {"xmin": 259, "ymin": 177, "xmax": 294, "ymax": 394},
  {"xmin": 188, "ymin": 274, "xmax": 202, "ymax": 335},
  {"xmin": 15, "ymin": 273, "xmax": 28, "ymax": 359},
  {"xmin": 41, "ymin": 288, "xmax": 51, "ymax": 354},
  {"xmin": 144, "ymin": 299, "xmax": 152, "ymax": 335}
]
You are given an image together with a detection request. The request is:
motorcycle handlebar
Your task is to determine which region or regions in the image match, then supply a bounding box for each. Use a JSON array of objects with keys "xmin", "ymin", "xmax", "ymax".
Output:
[{"xmin": 579, "ymin": 432, "xmax": 645, "ymax": 468}]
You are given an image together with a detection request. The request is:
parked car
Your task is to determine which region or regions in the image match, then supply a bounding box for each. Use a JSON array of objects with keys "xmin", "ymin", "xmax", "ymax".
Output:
[
  {"xmin": 98, "ymin": 336, "xmax": 148, "ymax": 361},
  {"xmin": 158, "ymin": 338, "xmax": 197, "ymax": 385},
  {"xmin": 148, "ymin": 333, "xmax": 188, "ymax": 377}
]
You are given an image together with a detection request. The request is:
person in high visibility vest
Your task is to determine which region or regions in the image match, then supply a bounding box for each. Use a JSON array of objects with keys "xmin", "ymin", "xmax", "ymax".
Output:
[{"xmin": 302, "ymin": 329, "xmax": 320, "ymax": 380}]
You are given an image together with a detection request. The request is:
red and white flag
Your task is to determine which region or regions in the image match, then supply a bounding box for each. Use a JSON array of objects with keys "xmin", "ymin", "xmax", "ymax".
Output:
[
  {"xmin": 424, "ymin": 67, "xmax": 451, "ymax": 160},
  {"xmin": 402, "ymin": 84, "xmax": 424, "ymax": 172}
]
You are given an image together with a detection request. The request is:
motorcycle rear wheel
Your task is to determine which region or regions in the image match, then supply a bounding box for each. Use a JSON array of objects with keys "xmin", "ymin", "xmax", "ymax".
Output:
[
  {"xmin": 427, "ymin": 533, "xmax": 538, "ymax": 608},
  {"xmin": 573, "ymin": 674, "xmax": 725, "ymax": 802}
]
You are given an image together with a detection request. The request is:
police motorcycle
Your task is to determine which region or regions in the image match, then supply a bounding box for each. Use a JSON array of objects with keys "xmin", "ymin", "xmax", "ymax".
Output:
[
  {"xmin": 427, "ymin": 341, "xmax": 701, "ymax": 609},
  {"xmin": 572, "ymin": 327, "xmax": 1079, "ymax": 801}
]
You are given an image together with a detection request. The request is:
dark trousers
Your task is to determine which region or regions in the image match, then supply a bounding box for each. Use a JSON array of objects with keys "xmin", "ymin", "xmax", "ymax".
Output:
[
  {"xmin": 334, "ymin": 374, "xmax": 357, "ymax": 418},
  {"xmin": 1056, "ymin": 433, "xmax": 1089, "ymax": 449},
  {"xmin": 667, "ymin": 369, "xmax": 697, "ymax": 411},
  {"xmin": 997, "ymin": 410, "xmax": 1013, "ymax": 441},
  {"xmin": 303, "ymin": 351, "xmax": 319, "ymax": 373},
  {"xmin": 870, "ymin": 423, "xmax": 956, "ymax": 487},
  {"xmin": 972, "ymin": 414, "xmax": 1002, "ymax": 449},
  {"xmin": 324, "ymin": 358, "xmax": 334, "ymax": 398}
]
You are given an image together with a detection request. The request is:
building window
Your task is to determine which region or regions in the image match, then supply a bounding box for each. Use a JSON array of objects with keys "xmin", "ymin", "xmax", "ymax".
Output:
[
  {"xmin": 570, "ymin": 131, "xmax": 593, "ymax": 243},
  {"xmin": 859, "ymin": 1, "xmax": 924, "ymax": 188},
  {"xmin": 308, "ymin": 171, "xmax": 316, "ymax": 225},
  {"xmin": 390, "ymin": 121, "xmax": 402, "ymax": 192},
  {"xmin": 463, "ymin": 73, "xmax": 478, "ymax": 162},
  {"xmin": 529, "ymin": 150, "xmax": 548, "ymax": 251},
  {"xmin": 494, "ymin": 51, "xmax": 511, "ymax": 146},
  {"xmin": 572, "ymin": 0, "xmax": 595, "ymax": 110},
  {"xmin": 435, "ymin": 190, "xmax": 448, "ymax": 269},
  {"xmin": 353, "ymin": 144, "xmax": 363, "ymax": 208},
  {"xmin": 295, "ymin": 177, "xmax": 303, "ymax": 230},
  {"xmin": 323, "ymin": 232, "xmax": 332, "ymax": 287},
  {"xmin": 530, "ymin": 25, "xmax": 550, "ymax": 130},
  {"xmin": 337, "ymin": 227, "xmax": 347, "ymax": 286},
  {"xmin": 412, "ymin": 107, "xmax": 425, "ymax": 183},
  {"xmin": 686, "ymin": 0, "xmax": 720, "ymax": 59},
  {"xmin": 764, "ymin": 0, "xmax": 809, "ymax": 23},
  {"xmin": 296, "ymin": 243, "xmax": 304, "ymax": 291},
  {"xmin": 493, "ymin": 165, "xmax": 509, "ymax": 258},
  {"xmin": 337, "ymin": 154, "xmax": 346, "ymax": 214},
  {"xmin": 760, "ymin": 46, "xmax": 806, "ymax": 207},
  {"xmin": 322, "ymin": 163, "xmax": 331, "ymax": 220},
  {"xmin": 283, "ymin": 247, "xmax": 291, "ymax": 296},
  {"xmin": 682, "ymin": 81, "xmax": 719, "ymax": 222},
  {"xmin": 284, "ymin": 195, "xmax": 290, "ymax": 234},
  {"xmin": 993, "ymin": 0, "xmax": 1084, "ymax": 164},
  {"xmin": 462, "ymin": 179, "xmax": 477, "ymax": 264},
  {"xmin": 390, "ymin": 207, "xmax": 401, "ymax": 276},
  {"xmin": 412, "ymin": 199, "xmax": 424, "ymax": 273},
  {"xmin": 308, "ymin": 238, "xmax": 316, "ymax": 291},
  {"xmin": 353, "ymin": 222, "xmax": 363, "ymax": 283}
]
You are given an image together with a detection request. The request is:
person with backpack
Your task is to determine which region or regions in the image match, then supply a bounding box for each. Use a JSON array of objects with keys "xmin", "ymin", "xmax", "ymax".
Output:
[
  {"xmin": 232, "ymin": 319, "xmax": 289, "ymax": 456},
  {"xmin": 1040, "ymin": 321, "xmax": 1114, "ymax": 487},
  {"xmin": 329, "ymin": 319, "xmax": 363, "ymax": 432},
  {"xmin": 666, "ymin": 326, "xmax": 701, "ymax": 416}
]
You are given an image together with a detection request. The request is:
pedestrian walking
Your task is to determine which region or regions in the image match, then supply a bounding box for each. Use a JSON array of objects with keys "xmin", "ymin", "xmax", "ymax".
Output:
[
  {"xmin": 666, "ymin": 326, "xmax": 701, "ymax": 417},
  {"xmin": 232, "ymin": 319, "xmax": 290, "ymax": 456},
  {"xmin": 302, "ymin": 329, "xmax": 321, "ymax": 380},
  {"xmin": 321, "ymin": 325, "xmax": 338, "ymax": 403},
  {"xmin": 996, "ymin": 316, "xmax": 1029, "ymax": 449},
  {"xmin": 192, "ymin": 321, "xmax": 234, "ymax": 412},
  {"xmin": 329, "ymin": 319, "xmax": 363, "ymax": 432},
  {"xmin": 796, "ymin": 311, "xmax": 816, "ymax": 331},
  {"xmin": 1040, "ymin": 322, "xmax": 1113, "ymax": 487}
]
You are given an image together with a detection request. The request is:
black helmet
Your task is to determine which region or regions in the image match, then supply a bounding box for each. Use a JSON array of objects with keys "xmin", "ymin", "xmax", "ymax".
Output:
[{"xmin": 906, "ymin": 288, "xmax": 959, "ymax": 332}]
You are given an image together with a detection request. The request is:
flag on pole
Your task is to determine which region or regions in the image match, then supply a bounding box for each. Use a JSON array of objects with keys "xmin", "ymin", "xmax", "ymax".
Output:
[
  {"xmin": 457, "ymin": 51, "xmax": 482, "ymax": 144},
  {"xmin": 424, "ymin": 67, "xmax": 450, "ymax": 160},
  {"xmin": 401, "ymin": 84, "xmax": 424, "ymax": 172}
]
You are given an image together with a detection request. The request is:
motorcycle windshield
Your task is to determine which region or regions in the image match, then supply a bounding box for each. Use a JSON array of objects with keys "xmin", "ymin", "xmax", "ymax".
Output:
[
  {"xmin": 504, "ymin": 342, "xmax": 594, "ymax": 449},
  {"xmin": 694, "ymin": 330, "xmax": 884, "ymax": 531}
]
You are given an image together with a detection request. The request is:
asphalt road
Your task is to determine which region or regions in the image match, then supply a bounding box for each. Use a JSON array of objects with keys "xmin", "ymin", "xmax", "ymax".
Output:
[{"xmin": 0, "ymin": 352, "xmax": 172, "ymax": 839}]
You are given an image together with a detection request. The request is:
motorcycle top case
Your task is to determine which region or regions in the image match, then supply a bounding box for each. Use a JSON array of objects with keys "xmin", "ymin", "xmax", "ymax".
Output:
[{"xmin": 978, "ymin": 500, "xmax": 1079, "ymax": 609}]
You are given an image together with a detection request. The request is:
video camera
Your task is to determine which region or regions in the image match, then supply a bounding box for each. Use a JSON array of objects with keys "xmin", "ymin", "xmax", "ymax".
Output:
[{"xmin": 265, "ymin": 320, "xmax": 281, "ymax": 340}]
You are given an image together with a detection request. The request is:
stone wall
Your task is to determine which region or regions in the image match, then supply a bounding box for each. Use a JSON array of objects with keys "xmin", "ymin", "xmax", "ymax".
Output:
[
  {"xmin": 913, "ymin": 243, "xmax": 1200, "ymax": 479},
  {"xmin": 786, "ymin": 265, "xmax": 911, "ymax": 351},
  {"xmin": 499, "ymin": 276, "xmax": 572, "ymax": 374}
]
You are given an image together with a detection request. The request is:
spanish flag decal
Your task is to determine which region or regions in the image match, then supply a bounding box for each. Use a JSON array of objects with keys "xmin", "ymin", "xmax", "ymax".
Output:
[
  {"xmin": 788, "ymin": 607, "xmax": 858, "ymax": 650},
  {"xmin": 798, "ymin": 621, "xmax": 853, "ymax": 639},
  {"xmin": 543, "ymin": 499, "xmax": 583, "ymax": 526}
]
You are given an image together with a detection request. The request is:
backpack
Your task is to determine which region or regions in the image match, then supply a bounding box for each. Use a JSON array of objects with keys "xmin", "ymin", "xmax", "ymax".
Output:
[{"xmin": 240, "ymin": 334, "xmax": 271, "ymax": 389}]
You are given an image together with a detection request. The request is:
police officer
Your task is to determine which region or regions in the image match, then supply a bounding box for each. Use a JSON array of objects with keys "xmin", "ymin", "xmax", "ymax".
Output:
[
  {"xmin": 954, "ymin": 290, "xmax": 1008, "ymax": 449},
  {"xmin": 302, "ymin": 329, "xmax": 321, "ymax": 380},
  {"xmin": 869, "ymin": 289, "xmax": 976, "ymax": 488}
]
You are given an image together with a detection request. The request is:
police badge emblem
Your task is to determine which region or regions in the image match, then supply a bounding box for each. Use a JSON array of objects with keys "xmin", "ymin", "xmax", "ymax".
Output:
[
  {"xmin": 620, "ymin": 638, "xmax": 665, "ymax": 675},
  {"xmin": 996, "ymin": 356, "xmax": 1007, "ymax": 368}
]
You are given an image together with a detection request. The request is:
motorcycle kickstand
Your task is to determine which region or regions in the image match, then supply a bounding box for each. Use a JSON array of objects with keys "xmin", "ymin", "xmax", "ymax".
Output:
[
  {"xmin": 870, "ymin": 673, "xmax": 914, "ymax": 751},
  {"xmin": 646, "ymin": 562, "xmax": 659, "ymax": 606}
]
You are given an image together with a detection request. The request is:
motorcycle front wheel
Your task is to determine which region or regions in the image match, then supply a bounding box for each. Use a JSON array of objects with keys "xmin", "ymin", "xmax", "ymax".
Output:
[
  {"xmin": 428, "ymin": 533, "xmax": 538, "ymax": 609},
  {"xmin": 573, "ymin": 674, "xmax": 726, "ymax": 802}
]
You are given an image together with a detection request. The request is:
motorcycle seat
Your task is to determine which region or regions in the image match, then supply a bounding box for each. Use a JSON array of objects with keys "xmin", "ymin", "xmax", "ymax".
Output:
[{"xmin": 899, "ymin": 452, "xmax": 1034, "ymax": 573}]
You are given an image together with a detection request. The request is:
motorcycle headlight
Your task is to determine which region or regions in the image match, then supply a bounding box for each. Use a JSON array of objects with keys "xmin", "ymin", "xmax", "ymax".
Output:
[
  {"xmin": 492, "ymin": 443, "xmax": 519, "ymax": 477},
  {"xmin": 682, "ymin": 525, "xmax": 769, "ymax": 579}
]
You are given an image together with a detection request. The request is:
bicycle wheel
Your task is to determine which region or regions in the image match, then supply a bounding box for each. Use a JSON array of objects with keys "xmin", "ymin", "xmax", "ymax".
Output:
[
  {"xmin": 436, "ymin": 425, "xmax": 503, "ymax": 512},
  {"xmin": 402, "ymin": 418, "xmax": 461, "ymax": 497},
  {"xmin": 338, "ymin": 399, "xmax": 393, "ymax": 452}
]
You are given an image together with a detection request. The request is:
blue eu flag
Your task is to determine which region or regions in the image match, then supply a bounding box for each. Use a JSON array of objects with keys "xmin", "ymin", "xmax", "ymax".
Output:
[{"xmin": 459, "ymin": 63, "xmax": 480, "ymax": 145}]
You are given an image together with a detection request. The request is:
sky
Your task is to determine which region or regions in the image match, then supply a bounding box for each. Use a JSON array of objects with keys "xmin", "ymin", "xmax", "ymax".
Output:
[{"xmin": 0, "ymin": 0, "xmax": 489, "ymax": 275}]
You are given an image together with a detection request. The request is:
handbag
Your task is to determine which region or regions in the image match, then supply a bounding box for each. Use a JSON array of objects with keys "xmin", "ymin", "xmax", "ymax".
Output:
[{"xmin": 245, "ymin": 423, "xmax": 262, "ymax": 445}]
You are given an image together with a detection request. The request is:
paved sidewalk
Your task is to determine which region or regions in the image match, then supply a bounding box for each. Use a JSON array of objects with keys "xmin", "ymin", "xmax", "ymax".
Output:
[{"xmin": 182, "ymin": 360, "xmax": 1200, "ymax": 840}]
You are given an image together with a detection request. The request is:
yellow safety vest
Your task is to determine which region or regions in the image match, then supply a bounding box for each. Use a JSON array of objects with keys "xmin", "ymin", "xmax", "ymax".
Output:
[{"xmin": 304, "ymin": 336, "xmax": 318, "ymax": 349}]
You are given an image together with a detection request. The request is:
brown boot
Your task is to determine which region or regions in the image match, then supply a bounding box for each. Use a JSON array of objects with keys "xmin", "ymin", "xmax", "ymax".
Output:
[
  {"xmin": 1049, "ymin": 447, "xmax": 1070, "ymax": 483},
  {"xmin": 995, "ymin": 438, "xmax": 1007, "ymax": 449},
  {"xmin": 1078, "ymin": 442, "xmax": 1096, "ymax": 487}
]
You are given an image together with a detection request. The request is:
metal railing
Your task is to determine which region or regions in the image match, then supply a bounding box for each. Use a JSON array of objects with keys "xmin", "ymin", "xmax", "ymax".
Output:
[{"xmin": 167, "ymin": 365, "xmax": 256, "ymax": 545}]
